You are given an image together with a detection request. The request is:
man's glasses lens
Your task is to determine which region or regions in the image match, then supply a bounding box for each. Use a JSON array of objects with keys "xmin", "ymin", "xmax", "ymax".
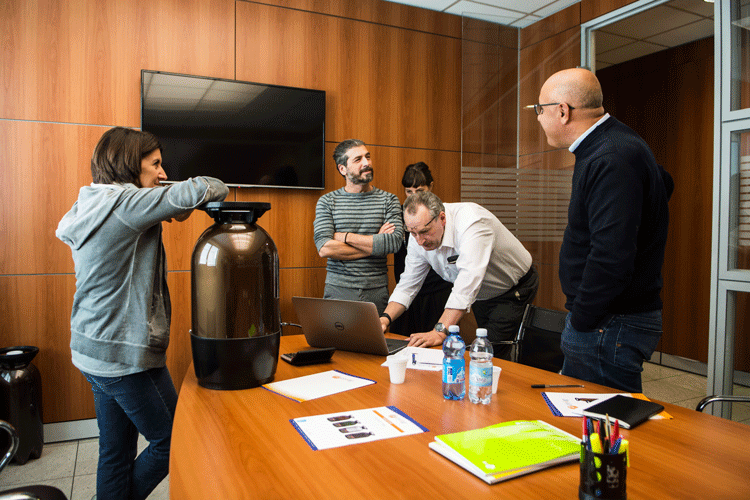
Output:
[{"xmin": 409, "ymin": 215, "xmax": 437, "ymax": 235}]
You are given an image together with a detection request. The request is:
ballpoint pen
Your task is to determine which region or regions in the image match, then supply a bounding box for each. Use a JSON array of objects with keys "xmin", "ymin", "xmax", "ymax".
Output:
[
  {"xmin": 411, "ymin": 353, "xmax": 440, "ymax": 366},
  {"xmin": 531, "ymin": 384, "xmax": 585, "ymax": 388},
  {"xmin": 611, "ymin": 419, "xmax": 619, "ymax": 448},
  {"xmin": 611, "ymin": 436, "xmax": 622, "ymax": 454},
  {"xmin": 604, "ymin": 414, "xmax": 611, "ymax": 453},
  {"xmin": 581, "ymin": 417, "xmax": 589, "ymax": 449}
]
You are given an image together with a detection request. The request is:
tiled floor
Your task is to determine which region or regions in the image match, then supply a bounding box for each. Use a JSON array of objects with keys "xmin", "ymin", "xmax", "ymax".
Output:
[
  {"xmin": 0, "ymin": 435, "xmax": 168, "ymax": 500},
  {"xmin": 641, "ymin": 362, "xmax": 750, "ymax": 424},
  {"xmin": 1, "ymin": 362, "xmax": 748, "ymax": 499}
]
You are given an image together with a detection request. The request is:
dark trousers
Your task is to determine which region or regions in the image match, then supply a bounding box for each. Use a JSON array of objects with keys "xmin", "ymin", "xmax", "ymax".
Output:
[
  {"xmin": 472, "ymin": 265, "xmax": 539, "ymax": 361},
  {"xmin": 323, "ymin": 283, "xmax": 390, "ymax": 315}
]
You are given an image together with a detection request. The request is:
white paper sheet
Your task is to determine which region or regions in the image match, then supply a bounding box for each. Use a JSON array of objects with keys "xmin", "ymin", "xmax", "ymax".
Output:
[
  {"xmin": 291, "ymin": 406, "xmax": 428, "ymax": 450},
  {"xmin": 381, "ymin": 346, "xmax": 443, "ymax": 371},
  {"xmin": 542, "ymin": 392, "xmax": 627, "ymax": 417},
  {"xmin": 263, "ymin": 370, "xmax": 375, "ymax": 402}
]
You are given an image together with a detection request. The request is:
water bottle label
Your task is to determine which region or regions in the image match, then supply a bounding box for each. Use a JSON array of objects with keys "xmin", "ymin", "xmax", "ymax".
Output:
[
  {"xmin": 442, "ymin": 358, "xmax": 465, "ymax": 384},
  {"xmin": 469, "ymin": 364, "xmax": 492, "ymax": 387}
]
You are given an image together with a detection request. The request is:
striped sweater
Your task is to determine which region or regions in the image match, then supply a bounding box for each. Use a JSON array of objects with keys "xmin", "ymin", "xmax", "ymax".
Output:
[{"xmin": 314, "ymin": 187, "xmax": 404, "ymax": 289}]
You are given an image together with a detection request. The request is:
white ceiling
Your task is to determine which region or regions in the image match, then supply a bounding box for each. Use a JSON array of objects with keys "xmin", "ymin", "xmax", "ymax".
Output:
[
  {"xmin": 382, "ymin": 0, "xmax": 714, "ymax": 66},
  {"xmin": 382, "ymin": 0, "xmax": 580, "ymax": 28},
  {"xmin": 596, "ymin": 0, "xmax": 713, "ymax": 68}
]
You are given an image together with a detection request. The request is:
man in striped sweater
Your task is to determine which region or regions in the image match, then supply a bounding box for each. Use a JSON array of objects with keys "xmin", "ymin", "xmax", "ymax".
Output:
[{"xmin": 314, "ymin": 139, "xmax": 404, "ymax": 314}]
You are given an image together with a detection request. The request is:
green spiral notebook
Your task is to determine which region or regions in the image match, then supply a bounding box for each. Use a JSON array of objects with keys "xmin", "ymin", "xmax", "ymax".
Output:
[{"xmin": 429, "ymin": 420, "xmax": 580, "ymax": 484}]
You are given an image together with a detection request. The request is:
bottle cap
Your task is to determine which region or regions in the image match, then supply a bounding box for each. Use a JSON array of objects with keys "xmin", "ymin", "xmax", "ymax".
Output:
[
  {"xmin": 448, "ymin": 325, "xmax": 460, "ymax": 334},
  {"xmin": 476, "ymin": 328, "xmax": 488, "ymax": 337}
]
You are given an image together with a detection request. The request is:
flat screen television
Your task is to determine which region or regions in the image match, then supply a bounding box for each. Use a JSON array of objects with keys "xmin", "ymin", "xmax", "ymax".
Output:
[{"xmin": 141, "ymin": 70, "xmax": 325, "ymax": 189}]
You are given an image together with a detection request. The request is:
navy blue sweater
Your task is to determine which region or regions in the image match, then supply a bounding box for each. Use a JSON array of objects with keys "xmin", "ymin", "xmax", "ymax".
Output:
[{"xmin": 560, "ymin": 117, "xmax": 673, "ymax": 331}]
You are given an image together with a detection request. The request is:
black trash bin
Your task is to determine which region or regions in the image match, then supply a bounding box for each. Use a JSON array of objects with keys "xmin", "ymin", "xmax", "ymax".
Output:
[{"xmin": 0, "ymin": 346, "xmax": 43, "ymax": 464}]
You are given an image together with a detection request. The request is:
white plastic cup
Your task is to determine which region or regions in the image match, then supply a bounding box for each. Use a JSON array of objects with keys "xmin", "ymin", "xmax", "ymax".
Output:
[
  {"xmin": 387, "ymin": 355, "xmax": 408, "ymax": 384},
  {"xmin": 491, "ymin": 366, "xmax": 502, "ymax": 394}
]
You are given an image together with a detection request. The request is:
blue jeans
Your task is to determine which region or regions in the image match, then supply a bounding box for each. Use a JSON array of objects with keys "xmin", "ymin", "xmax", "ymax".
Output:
[
  {"xmin": 560, "ymin": 310, "xmax": 662, "ymax": 393},
  {"xmin": 84, "ymin": 367, "xmax": 177, "ymax": 500}
]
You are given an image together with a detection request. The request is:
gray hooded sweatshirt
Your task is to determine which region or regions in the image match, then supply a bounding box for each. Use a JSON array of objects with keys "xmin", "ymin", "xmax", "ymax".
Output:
[{"xmin": 56, "ymin": 177, "xmax": 228, "ymax": 376}]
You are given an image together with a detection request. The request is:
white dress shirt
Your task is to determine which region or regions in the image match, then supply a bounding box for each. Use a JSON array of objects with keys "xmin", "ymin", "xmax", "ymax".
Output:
[{"xmin": 389, "ymin": 202, "xmax": 532, "ymax": 312}]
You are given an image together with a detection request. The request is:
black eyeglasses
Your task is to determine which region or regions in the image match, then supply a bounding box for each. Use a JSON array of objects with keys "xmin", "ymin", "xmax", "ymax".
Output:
[
  {"xmin": 406, "ymin": 214, "xmax": 437, "ymax": 236},
  {"xmin": 524, "ymin": 103, "xmax": 576, "ymax": 115}
]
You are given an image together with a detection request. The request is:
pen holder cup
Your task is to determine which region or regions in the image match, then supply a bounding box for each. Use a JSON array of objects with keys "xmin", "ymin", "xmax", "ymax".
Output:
[{"xmin": 579, "ymin": 446, "xmax": 627, "ymax": 500}]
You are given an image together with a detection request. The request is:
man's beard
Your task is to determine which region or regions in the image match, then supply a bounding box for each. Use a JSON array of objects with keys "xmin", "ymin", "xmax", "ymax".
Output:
[{"xmin": 348, "ymin": 169, "xmax": 373, "ymax": 185}]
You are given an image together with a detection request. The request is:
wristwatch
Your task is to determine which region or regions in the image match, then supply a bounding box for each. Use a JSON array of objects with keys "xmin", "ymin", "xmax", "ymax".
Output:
[{"xmin": 434, "ymin": 322, "xmax": 447, "ymax": 334}]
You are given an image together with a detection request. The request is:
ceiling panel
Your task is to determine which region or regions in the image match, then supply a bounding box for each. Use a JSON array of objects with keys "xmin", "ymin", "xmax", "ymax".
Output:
[
  {"xmin": 598, "ymin": 40, "xmax": 667, "ymax": 66},
  {"xmin": 380, "ymin": 0, "xmax": 714, "ymax": 67},
  {"xmin": 600, "ymin": 5, "xmax": 703, "ymax": 40},
  {"xmin": 645, "ymin": 19, "xmax": 714, "ymax": 47},
  {"xmin": 382, "ymin": 0, "xmax": 578, "ymax": 27},
  {"xmin": 595, "ymin": 31, "xmax": 637, "ymax": 54}
]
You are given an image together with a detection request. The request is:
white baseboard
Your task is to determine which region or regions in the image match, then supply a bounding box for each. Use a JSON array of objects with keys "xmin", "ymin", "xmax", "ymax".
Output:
[
  {"xmin": 44, "ymin": 419, "xmax": 99, "ymax": 443},
  {"xmin": 650, "ymin": 351, "xmax": 750, "ymax": 387}
]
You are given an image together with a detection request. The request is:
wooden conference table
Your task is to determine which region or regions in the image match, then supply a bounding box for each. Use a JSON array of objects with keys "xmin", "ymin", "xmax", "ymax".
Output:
[{"xmin": 170, "ymin": 335, "xmax": 750, "ymax": 499}]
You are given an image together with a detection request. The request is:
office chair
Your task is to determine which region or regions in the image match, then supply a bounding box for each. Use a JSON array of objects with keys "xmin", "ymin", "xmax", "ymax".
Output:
[
  {"xmin": 495, "ymin": 304, "xmax": 566, "ymax": 373},
  {"xmin": 0, "ymin": 420, "xmax": 68, "ymax": 500},
  {"xmin": 695, "ymin": 395, "xmax": 750, "ymax": 412}
]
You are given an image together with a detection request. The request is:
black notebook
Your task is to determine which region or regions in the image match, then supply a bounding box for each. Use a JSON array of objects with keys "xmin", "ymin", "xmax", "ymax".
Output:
[{"xmin": 581, "ymin": 395, "xmax": 664, "ymax": 429}]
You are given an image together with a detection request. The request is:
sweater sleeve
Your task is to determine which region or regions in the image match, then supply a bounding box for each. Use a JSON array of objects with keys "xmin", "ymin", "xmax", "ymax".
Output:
[
  {"xmin": 116, "ymin": 177, "xmax": 229, "ymax": 232},
  {"xmin": 371, "ymin": 192, "xmax": 404, "ymax": 256},
  {"xmin": 313, "ymin": 193, "xmax": 334, "ymax": 252}
]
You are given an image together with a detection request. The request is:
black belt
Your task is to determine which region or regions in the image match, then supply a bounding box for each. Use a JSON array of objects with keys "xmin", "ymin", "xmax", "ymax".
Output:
[
  {"xmin": 481, "ymin": 265, "xmax": 537, "ymax": 302},
  {"xmin": 514, "ymin": 265, "xmax": 536, "ymax": 288}
]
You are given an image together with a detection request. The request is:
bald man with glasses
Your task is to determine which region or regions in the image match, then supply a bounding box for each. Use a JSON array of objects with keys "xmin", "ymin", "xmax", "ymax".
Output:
[
  {"xmin": 380, "ymin": 191, "xmax": 538, "ymax": 359},
  {"xmin": 532, "ymin": 68, "xmax": 674, "ymax": 392}
]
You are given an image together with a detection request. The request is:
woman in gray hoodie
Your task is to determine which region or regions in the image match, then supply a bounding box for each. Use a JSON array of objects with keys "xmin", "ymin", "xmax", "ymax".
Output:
[{"xmin": 56, "ymin": 127, "xmax": 228, "ymax": 500}]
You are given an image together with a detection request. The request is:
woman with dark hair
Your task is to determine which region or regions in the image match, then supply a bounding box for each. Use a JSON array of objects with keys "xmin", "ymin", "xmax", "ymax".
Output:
[
  {"xmin": 56, "ymin": 126, "xmax": 228, "ymax": 500},
  {"xmin": 390, "ymin": 162, "xmax": 453, "ymax": 336}
]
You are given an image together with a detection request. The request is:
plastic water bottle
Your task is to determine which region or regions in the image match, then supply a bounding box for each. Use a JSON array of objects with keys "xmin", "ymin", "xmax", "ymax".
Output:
[
  {"xmin": 468, "ymin": 328, "xmax": 493, "ymax": 404},
  {"xmin": 442, "ymin": 325, "xmax": 465, "ymax": 400}
]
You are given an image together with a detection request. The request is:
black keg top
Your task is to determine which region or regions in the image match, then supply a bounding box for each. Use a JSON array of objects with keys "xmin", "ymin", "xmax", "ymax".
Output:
[
  {"xmin": 0, "ymin": 346, "xmax": 39, "ymax": 370},
  {"xmin": 202, "ymin": 202, "xmax": 271, "ymax": 225}
]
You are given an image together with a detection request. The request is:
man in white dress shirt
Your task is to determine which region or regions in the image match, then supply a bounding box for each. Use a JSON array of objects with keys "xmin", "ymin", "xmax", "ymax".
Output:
[{"xmin": 379, "ymin": 191, "xmax": 538, "ymax": 357}]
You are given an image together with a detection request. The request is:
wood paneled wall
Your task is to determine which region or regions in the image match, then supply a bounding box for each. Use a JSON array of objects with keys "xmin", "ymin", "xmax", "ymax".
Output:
[
  {"xmin": 0, "ymin": 0, "xmax": 461, "ymax": 424},
  {"xmin": 581, "ymin": 0, "xmax": 639, "ymax": 23}
]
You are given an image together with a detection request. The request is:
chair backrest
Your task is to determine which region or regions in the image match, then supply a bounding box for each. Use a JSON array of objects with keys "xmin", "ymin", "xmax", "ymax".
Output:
[
  {"xmin": 516, "ymin": 304, "xmax": 566, "ymax": 373},
  {"xmin": 695, "ymin": 395, "xmax": 750, "ymax": 412},
  {"xmin": 0, "ymin": 421, "xmax": 18, "ymax": 474},
  {"xmin": 0, "ymin": 420, "xmax": 69, "ymax": 499}
]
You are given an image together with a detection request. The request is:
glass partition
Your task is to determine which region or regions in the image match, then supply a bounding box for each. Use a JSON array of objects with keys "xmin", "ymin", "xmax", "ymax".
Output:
[
  {"xmin": 729, "ymin": 130, "xmax": 750, "ymax": 270},
  {"xmin": 731, "ymin": 1, "xmax": 750, "ymax": 111},
  {"xmin": 718, "ymin": 289, "xmax": 750, "ymax": 419}
]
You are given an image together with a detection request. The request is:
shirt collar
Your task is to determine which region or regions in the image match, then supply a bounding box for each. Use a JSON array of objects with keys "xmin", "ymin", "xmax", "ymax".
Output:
[
  {"xmin": 569, "ymin": 113, "xmax": 610, "ymax": 153},
  {"xmin": 438, "ymin": 204, "xmax": 455, "ymax": 250}
]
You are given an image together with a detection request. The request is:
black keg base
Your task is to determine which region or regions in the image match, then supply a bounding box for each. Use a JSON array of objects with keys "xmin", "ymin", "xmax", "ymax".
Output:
[{"xmin": 190, "ymin": 332, "xmax": 280, "ymax": 390}]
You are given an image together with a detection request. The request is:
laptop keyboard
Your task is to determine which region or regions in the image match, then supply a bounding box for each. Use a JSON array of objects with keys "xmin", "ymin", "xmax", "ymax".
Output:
[{"xmin": 386, "ymin": 338, "xmax": 409, "ymax": 354}]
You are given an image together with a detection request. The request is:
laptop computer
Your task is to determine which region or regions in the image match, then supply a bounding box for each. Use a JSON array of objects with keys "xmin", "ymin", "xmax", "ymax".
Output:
[{"xmin": 292, "ymin": 296, "xmax": 408, "ymax": 355}]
